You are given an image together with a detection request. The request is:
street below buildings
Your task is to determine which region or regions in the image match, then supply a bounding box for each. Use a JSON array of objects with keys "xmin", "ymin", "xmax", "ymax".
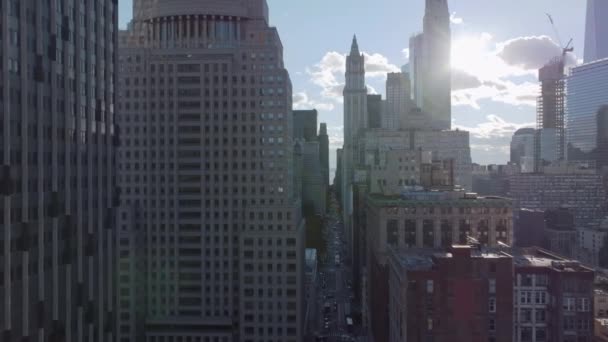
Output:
[{"xmin": 312, "ymin": 192, "xmax": 360, "ymax": 342}]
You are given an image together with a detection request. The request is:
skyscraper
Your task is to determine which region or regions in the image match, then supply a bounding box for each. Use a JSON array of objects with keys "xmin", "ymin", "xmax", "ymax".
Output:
[
  {"xmin": 342, "ymin": 36, "xmax": 368, "ymax": 253},
  {"xmin": 510, "ymin": 128, "xmax": 536, "ymax": 170},
  {"xmin": 366, "ymin": 94, "xmax": 383, "ymax": 129},
  {"xmin": 409, "ymin": 0, "xmax": 452, "ymax": 129},
  {"xmin": 318, "ymin": 123, "xmax": 330, "ymax": 188},
  {"xmin": 566, "ymin": 58, "xmax": 608, "ymax": 163},
  {"xmin": 537, "ymin": 58, "xmax": 567, "ymax": 162},
  {"xmin": 409, "ymin": 33, "xmax": 425, "ymax": 109},
  {"xmin": 385, "ymin": 73, "xmax": 412, "ymax": 130},
  {"xmin": 597, "ymin": 106, "xmax": 608, "ymax": 170},
  {"xmin": 584, "ymin": 0, "xmax": 608, "ymax": 63},
  {"xmin": 293, "ymin": 110, "xmax": 318, "ymax": 142},
  {"xmin": 343, "ymin": 36, "xmax": 368, "ymax": 152},
  {"xmin": 1, "ymin": 1, "xmax": 118, "ymax": 341},
  {"xmin": 423, "ymin": 0, "xmax": 451, "ymax": 129},
  {"xmin": 117, "ymin": 1, "xmax": 304, "ymax": 340}
]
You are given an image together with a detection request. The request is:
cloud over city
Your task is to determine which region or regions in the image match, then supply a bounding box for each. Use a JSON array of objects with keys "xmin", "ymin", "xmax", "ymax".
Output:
[
  {"xmin": 307, "ymin": 51, "xmax": 399, "ymax": 103},
  {"xmin": 449, "ymin": 33, "xmax": 579, "ymax": 109}
]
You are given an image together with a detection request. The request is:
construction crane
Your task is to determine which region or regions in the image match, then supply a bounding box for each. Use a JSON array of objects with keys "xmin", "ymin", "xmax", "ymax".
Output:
[{"xmin": 546, "ymin": 13, "xmax": 574, "ymax": 61}]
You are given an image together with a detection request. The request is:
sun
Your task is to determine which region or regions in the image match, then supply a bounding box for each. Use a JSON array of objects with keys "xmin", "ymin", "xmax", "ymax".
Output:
[{"xmin": 451, "ymin": 34, "xmax": 492, "ymax": 73}]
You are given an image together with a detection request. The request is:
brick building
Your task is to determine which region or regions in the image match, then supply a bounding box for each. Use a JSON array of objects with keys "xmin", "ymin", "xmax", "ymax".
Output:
[
  {"xmin": 388, "ymin": 246, "xmax": 514, "ymax": 342},
  {"xmin": 512, "ymin": 249, "xmax": 595, "ymax": 342},
  {"xmin": 366, "ymin": 191, "xmax": 513, "ymax": 341},
  {"xmin": 386, "ymin": 246, "xmax": 595, "ymax": 342}
]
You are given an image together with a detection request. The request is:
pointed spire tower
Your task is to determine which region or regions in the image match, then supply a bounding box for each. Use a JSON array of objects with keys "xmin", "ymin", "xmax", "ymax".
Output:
[
  {"xmin": 344, "ymin": 35, "xmax": 367, "ymax": 147},
  {"xmin": 345, "ymin": 35, "xmax": 365, "ymax": 92},
  {"xmin": 351, "ymin": 35, "xmax": 360, "ymax": 54},
  {"xmin": 341, "ymin": 35, "xmax": 368, "ymax": 249}
]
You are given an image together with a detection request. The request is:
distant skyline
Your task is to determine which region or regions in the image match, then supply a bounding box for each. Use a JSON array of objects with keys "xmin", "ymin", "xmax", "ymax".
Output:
[{"xmin": 119, "ymin": 0, "xmax": 587, "ymax": 168}]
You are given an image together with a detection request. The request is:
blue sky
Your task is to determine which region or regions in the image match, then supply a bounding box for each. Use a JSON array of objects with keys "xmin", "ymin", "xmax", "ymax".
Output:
[{"xmin": 119, "ymin": 0, "xmax": 587, "ymax": 167}]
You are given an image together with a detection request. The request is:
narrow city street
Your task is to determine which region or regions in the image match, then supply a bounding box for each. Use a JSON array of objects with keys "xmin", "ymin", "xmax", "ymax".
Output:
[{"xmin": 313, "ymin": 192, "xmax": 357, "ymax": 342}]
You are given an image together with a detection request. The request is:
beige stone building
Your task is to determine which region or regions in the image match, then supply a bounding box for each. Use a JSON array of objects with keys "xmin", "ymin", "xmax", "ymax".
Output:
[
  {"xmin": 367, "ymin": 191, "xmax": 513, "ymax": 258},
  {"xmin": 117, "ymin": 1, "xmax": 304, "ymax": 341}
]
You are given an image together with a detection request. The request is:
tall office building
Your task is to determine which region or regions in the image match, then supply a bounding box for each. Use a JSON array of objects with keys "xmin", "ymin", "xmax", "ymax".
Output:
[
  {"xmin": 318, "ymin": 123, "xmax": 330, "ymax": 187},
  {"xmin": 511, "ymin": 128, "xmax": 536, "ymax": 163},
  {"xmin": 509, "ymin": 171, "xmax": 606, "ymax": 227},
  {"xmin": 409, "ymin": 33, "xmax": 425, "ymax": 109},
  {"xmin": 510, "ymin": 128, "xmax": 536, "ymax": 171},
  {"xmin": 408, "ymin": 0, "xmax": 451, "ymax": 129},
  {"xmin": 117, "ymin": 1, "xmax": 304, "ymax": 341},
  {"xmin": 537, "ymin": 58, "xmax": 567, "ymax": 162},
  {"xmin": 343, "ymin": 36, "xmax": 368, "ymax": 156},
  {"xmin": 342, "ymin": 36, "xmax": 368, "ymax": 253},
  {"xmin": 366, "ymin": 94, "xmax": 383, "ymax": 129},
  {"xmin": 293, "ymin": 110, "xmax": 318, "ymax": 142},
  {"xmin": 584, "ymin": 0, "xmax": 608, "ymax": 63},
  {"xmin": 566, "ymin": 59, "xmax": 608, "ymax": 163},
  {"xmin": 1, "ymin": 0, "xmax": 118, "ymax": 341},
  {"xmin": 385, "ymin": 72, "xmax": 411, "ymax": 130},
  {"xmin": 301, "ymin": 142, "xmax": 327, "ymax": 216},
  {"xmin": 597, "ymin": 106, "xmax": 608, "ymax": 170},
  {"xmin": 423, "ymin": 0, "xmax": 451, "ymax": 129}
]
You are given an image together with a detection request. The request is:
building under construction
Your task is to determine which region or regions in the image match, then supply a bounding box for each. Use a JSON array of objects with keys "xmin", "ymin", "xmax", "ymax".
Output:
[{"xmin": 536, "ymin": 56, "xmax": 566, "ymax": 167}]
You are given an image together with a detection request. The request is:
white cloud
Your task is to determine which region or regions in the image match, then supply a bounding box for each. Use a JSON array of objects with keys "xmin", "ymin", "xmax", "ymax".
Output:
[
  {"xmin": 367, "ymin": 85, "xmax": 379, "ymax": 95},
  {"xmin": 450, "ymin": 33, "xmax": 580, "ymax": 109},
  {"xmin": 307, "ymin": 51, "xmax": 398, "ymax": 102},
  {"xmin": 452, "ymin": 69, "xmax": 483, "ymax": 91},
  {"xmin": 496, "ymin": 35, "xmax": 578, "ymax": 70},
  {"xmin": 450, "ymin": 12, "xmax": 463, "ymax": 25},
  {"xmin": 452, "ymin": 80, "xmax": 539, "ymax": 109},
  {"xmin": 306, "ymin": 51, "xmax": 346, "ymax": 101},
  {"xmin": 402, "ymin": 48, "xmax": 410, "ymax": 61},
  {"xmin": 363, "ymin": 52, "xmax": 400, "ymax": 77},
  {"xmin": 293, "ymin": 92, "xmax": 335, "ymax": 111},
  {"xmin": 454, "ymin": 114, "xmax": 535, "ymax": 139},
  {"xmin": 326, "ymin": 126, "xmax": 344, "ymax": 148}
]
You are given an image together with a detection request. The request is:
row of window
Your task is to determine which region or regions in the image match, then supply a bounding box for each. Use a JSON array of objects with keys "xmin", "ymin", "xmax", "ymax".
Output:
[
  {"xmin": 519, "ymin": 291, "xmax": 548, "ymax": 305},
  {"xmin": 563, "ymin": 297, "xmax": 591, "ymax": 312},
  {"xmin": 389, "ymin": 207, "xmax": 510, "ymax": 215}
]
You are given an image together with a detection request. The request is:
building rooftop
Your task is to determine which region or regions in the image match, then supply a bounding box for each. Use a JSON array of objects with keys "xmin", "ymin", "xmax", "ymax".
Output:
[
  {"xmin": 367, "ymin": 191, "xmax": 512, "ymax": 208},
  {"xmin": 390, "ymin": 246, "xmax": 511, "ymax": 271},
  {"xmin": 514, "ymin": 128, "xmax": 537, "ymax": 135},
  {"xmin": 389, "ymin": 246, "xmax": 593, "ymax": 273},
  {"xmin": 507, "ymin": 248, "xmax": 594, "ymax": 273}
]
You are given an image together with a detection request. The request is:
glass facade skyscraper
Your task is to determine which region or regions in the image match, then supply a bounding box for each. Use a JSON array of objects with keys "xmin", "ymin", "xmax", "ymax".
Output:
[
  {"xmin": 584, "ymin": 0, "xmax": 608, "ymax": 63},
  {"xmin": 1, "ymin": 1, "xmax": 118, "ymax": 341},
  {"xmin": 566, "ymin": 59, "xmax": 608, "ymax": 162}
]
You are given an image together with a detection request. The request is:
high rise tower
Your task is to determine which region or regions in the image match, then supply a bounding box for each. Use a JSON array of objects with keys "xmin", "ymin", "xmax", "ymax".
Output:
[
  {"xmin": 342, "ymin": 36, "xmax": 368, "ymax": 261},
  {"xmin": 536, "ymin": 58, "xmax": 567, "ymax": 166},
  {"xmin": 344, "ymin": 36, "xmax": 368, "ymax": 148},
  {"xmin": 566, "ymin": 59, "xmax": 608, "ymax": 163},
  {"xmin": 385, "ymin": 72, "xmax": 412, "ymax": 130},
  {"xmin": 422, "ymin": 0, "xmax": 452, "ymax": 129},
  {"xmin": 319, "ymin": 123, "xmax": 330, "ymax": 189},
  {"xmin": 117, "ymin": 1, "xmax": 304, "ymax": 340},
  {"xmin": 584, "ymin": 0, "xmax": 608, "ymax": 63},
  {"xmin": 1, "ymin": 0, "xmax": 118, "ymax": 341}
]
